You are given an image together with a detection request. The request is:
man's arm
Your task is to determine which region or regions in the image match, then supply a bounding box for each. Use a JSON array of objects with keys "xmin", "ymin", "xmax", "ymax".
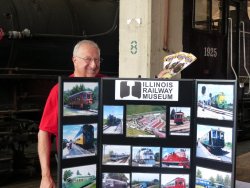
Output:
[{"xmin": 38, "ymin": 130, "xmax": 56, "ymax": 188}]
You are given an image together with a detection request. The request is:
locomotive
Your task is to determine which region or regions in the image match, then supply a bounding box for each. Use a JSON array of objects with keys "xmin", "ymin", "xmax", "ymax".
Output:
[
  {"xmin": 74, "ymin": 124, "xmax": 94, "ymax": 150},
  {"xmin": 110, "ymin": 153, "xmax": 128, "ymax": 162},
  {"xmin": 210, "ymin": 92, "xmax": 228, "ymax": 109},
  {"xmin": 134, "ymin": 148, "xmax": 156, "ymax": 165},
  {"xmin": 200, "ymin": 128, "xmax": 225, "ymax": 152},
  {"xmin": 162, "ymin": 149, "xmax": 190, "ymax": 169},
  {"xmin": 106, "ymin": 114, "xmax": 121, "ymax": 126}
]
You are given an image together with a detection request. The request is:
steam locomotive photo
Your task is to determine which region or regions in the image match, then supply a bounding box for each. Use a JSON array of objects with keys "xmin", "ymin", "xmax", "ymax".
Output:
[{"xmin": 106, "ymin": 114, "xmax": 121, "ymax": 126}]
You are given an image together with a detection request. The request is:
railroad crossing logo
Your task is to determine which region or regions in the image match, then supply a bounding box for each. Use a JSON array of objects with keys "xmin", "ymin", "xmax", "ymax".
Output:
[{"xmin": 115, "ymin": 80, "xmax": 179, "ymax": 101}]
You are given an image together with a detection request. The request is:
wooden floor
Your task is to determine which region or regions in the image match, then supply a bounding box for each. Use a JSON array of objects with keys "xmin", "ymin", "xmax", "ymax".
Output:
[{"xmin": 1, "ymin": 140, "xmax": 250, "ymax": 187}]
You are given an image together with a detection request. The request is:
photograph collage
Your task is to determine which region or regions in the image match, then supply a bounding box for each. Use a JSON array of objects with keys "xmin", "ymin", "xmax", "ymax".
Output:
[
  {"xmin": 194, "ymin": 81, "xmax": 236, "ymax": 188},
  {"xmin": 58, "ymin": 78, "xmax": 237, "ymax": 188},
  {"xmin": 58, "ymin": 78, "xmax": 101, "ymax": 188}
]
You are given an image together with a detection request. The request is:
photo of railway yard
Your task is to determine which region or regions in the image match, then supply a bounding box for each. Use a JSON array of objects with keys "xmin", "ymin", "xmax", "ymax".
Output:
[
  {"xmin": 102, "ymin": 145, "xmax": 130, "ymax": 166},
  {"xmin": 169, "ymin": 107, "xmax": 191, "ymax": 136},
  {"xmin": 103, "ymin": 105, "xmax": 124, "ymax": 134},
  {"xmin": 62, "ymin": 124, "xmax": 97, "ymax": 159},
  {"xmin": 126, "ymin": 105, "xmax": 166, "ymax": 138},
  {"xmin": 63, "ymin": 82, "xmax": 99, "ymax": 116},
  {"xmin": 196, "ymin": 166, "xmax": 231, "ymax": 188},
  {"xmin": 197, "ymin": 84, "xmax": 234, "ymax": 121},
  {"xmin": 196, "ymin": 124, "xmax": 232, "ymax": 163}
]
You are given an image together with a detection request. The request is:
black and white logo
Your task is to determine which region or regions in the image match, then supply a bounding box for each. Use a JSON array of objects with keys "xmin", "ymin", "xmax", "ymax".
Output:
[
  {"xmin": 115, "ymin": 80, "xmax": 179, "ymax": 101},
  {"xmin": 120, "ymin": 81, "xmax": 141, "ymax": 99}
]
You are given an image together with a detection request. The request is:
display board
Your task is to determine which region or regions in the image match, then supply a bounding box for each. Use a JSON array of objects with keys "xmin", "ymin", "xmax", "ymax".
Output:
[
  {"xmin": 58, "ymin": 77, "xmax": 101, "ymax": 188},
  {"xmin": 58, "ymin": 77, "xmax": 237, "ymax": 188}
]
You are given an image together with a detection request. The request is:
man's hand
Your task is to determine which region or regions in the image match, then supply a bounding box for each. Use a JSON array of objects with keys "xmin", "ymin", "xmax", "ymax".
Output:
[{"xmin": 40, "ymin": 175, "xmax": 56, "ymax": 188}]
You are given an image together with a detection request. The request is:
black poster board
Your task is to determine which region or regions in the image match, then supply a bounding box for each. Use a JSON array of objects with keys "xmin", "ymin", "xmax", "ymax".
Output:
[
  {"xmin": 58, "ymin": 77, "xmax": 237, "ymax": 188},
  {"xmin": 58, "ymin": 77, "xmax": 101, "ymax": 188}
]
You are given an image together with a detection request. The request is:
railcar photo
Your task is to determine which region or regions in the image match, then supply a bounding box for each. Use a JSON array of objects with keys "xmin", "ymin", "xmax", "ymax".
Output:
[
  {"xmin": 196, "ymin": 124, "xmax": 233, "ymax": 163},
  {"xmin": 103, "ymin": 178, "xmax": 128, "ymax": 188},
  {"xmin": 62, "ymin": 164, "xmax": 96, "ymax": 188},
  {"xmin": 68, "ymin": 91, "xmax": 93, "ymax": 109},
  {"xmin": 162, "ymin": 177, "xmax": 186, "ymax": 188},
  {"xmin": 102, "ymin": 173, "xmax": 130, "ymax": 188}
]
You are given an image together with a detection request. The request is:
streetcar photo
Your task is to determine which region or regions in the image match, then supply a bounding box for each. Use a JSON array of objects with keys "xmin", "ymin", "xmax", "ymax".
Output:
[
  {"xmin": 162, "ymin": 177, "xmax": 186, "ymax": 188},
  {"xmin": 200, "ymin": 128, "xmax": 225, "ymax": 152},
  {"xmin": 68, "ymin": 91, "xmax": 93, "ymax": 109},
  {"xmin": 174, "ymin": 111, "xmax": 184, "ymax": 125}
]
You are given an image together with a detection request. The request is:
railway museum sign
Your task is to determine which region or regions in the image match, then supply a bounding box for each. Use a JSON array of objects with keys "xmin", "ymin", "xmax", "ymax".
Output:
[{"xmin": 115, "ymin": 80, "xmax": 179, "ymax": 101}]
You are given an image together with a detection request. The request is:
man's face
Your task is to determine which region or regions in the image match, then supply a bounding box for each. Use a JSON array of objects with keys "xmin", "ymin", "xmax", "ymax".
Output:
[{"xmin": 72, "ymin": 44, "xmax": 100, "ymax": 77}]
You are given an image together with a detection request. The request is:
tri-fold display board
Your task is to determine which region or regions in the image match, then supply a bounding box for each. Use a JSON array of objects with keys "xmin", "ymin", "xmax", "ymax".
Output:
[{"xmin": 58, "ymin": 77, "xmax": 236, "ymax": 188}]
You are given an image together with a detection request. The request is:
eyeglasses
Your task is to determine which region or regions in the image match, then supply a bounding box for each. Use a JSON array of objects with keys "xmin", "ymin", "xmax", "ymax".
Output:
[{"xmin": 75, "ymin": 56, "xmax": 103, "ymax": 64}]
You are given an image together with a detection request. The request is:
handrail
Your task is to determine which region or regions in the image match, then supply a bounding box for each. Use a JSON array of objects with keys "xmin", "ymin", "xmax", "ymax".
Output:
[
  {"xmin": 228, "ymin": 18, "xmax": 238, "ymax": 80},
  {"xmin": 240, "ymin": 21, "xmax": 250, "ymax": 94}
]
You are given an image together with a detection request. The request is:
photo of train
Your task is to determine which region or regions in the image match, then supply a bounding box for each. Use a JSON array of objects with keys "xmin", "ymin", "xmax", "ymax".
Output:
[
  {"xmin": 196, "ymin": 166, "xmax": 231, "ymax": 188},
  {"xmin": 103, "ymin": 178, "xmax": 128, "ymax": 188},
  {"xmin": 199, "ymin": 129, "xmax": 225, "ymax": 152},
  {"xmin": 63, "ymin": 174, "xmax": 96, "ymax": 188},
  {"xmin": 103, "ymin": 105, "xmax": 124, "ymax": 134},
  {"xmin": 102, "ymin": 173, "xmax": 130, "ymax": 188},
  {"xmin": 132, "ymin": 146, "xmax": 160, "ymax": 167},
  {"xmin": 196, "ymin": 124, "xmax": 232, "ymax": 163},
  {"xmin": 62, "ymin": 164, "xmax": 96, "ymax": 188},
  {"xmin": 169, "ymin": 107, "xmax": 191, "ymax": 136},
  {"xmin": 74, "ymin": 124, "xmax": 94, "ymax": 150},
  {"xmin": 102, "ymin": 145, "xmax": 130, "ymax": 166},
  {"xmin": 63, "ymin": 82, "xmax": 99, "ymax": 116},
  {"xmin": 131, "ymin": 172, "xmax": 159, "ymax": 188},
  {"xmin": 68, "ymin": 90, "xmax": 93, "ymax": 109},
  {"xmin": 162, "ymin": 148, "xmax": 190, "ymax": 169},
  {"xmin": 162, "ymin": 177, "xmax": 186, "ymax": 188},
  {"xmin": 197, "ymin": 83, "xmax": 234, "ymax": 121},
  {"xmin": 110, "ymin": 153, "xmax": 129, "ymax": 162},
  {"xmin": 161, "ymin": 174, "xmax": 189, "ymax": 188},
  {"xmin": 62, "ymin": 124, "xmax": 97, "ymax": 159},
  {"xmin": 106, "ymin": 114, "xmax": 122, "ymax": 126}
]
